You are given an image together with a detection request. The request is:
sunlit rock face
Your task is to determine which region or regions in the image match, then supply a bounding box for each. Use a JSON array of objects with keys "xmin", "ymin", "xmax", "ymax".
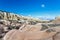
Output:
[
  {"xmin": 0, "ymin": 10, "xmax": 47, "ymax": 23},
  {"xmin": 0, "ymin": 10, "xmax": 19, "ymax": 21}
]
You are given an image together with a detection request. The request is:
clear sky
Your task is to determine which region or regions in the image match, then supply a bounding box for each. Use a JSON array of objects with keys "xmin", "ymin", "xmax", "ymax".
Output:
[{"xmin": 0, "ymin": 0, "xmax": 60, "ymax": 20}]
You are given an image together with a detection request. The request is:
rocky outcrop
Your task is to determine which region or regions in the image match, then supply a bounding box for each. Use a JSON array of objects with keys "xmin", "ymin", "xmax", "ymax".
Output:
[
  {"xmin": 51, "ymin": 16, "xmax": 60, "ymax": 24},
  {"xmin": 3, "ymin": 29, "xmax": 57, "ymax": 40}
]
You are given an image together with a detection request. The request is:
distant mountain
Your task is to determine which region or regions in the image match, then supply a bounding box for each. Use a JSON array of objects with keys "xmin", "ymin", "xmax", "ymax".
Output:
[{"xmin": 39, "ymin": 17, "xmax": 54, "ymax": 20}]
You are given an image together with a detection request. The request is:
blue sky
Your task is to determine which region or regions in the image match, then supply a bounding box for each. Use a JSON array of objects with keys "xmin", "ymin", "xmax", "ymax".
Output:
[{"xmin": 0, "ymin": 0, "xmax": 60, "ymax": 20}]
